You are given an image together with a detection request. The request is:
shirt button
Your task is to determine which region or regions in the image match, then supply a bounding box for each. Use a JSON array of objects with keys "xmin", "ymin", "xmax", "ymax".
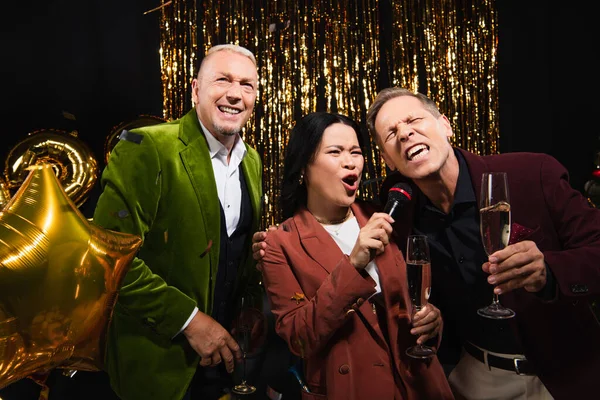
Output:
[
  {"xmin": 458, "ymin": 256, "xmax": 465, "ymax": 263},
  {"xmin": 227, "ymin": 204, "xmax": 230, "ymax": 208}
]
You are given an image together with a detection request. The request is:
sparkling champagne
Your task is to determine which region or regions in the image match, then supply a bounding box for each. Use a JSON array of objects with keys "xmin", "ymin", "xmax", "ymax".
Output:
[
  {"xmin": 405, "ymin": 235, "xmax": 435, "ymax": 358},
  {"xmin": 406, "ymin": 261, "xmax": 431, "ymax": 310},
  {"xmin": 480, "ymin": 201, "xmax": 511, "ymax": 255}
]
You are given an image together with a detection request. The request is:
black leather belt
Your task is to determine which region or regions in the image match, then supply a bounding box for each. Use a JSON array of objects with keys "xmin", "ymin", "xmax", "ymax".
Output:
[{"xmin": 464, "ymin": 342, "xmax": 535, "ymax": 376}]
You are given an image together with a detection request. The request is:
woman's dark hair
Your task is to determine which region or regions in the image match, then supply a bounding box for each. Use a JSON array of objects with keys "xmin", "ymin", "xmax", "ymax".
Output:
[{"xmin": 280, "ymin": 112, "xmax": 364, "ymax": 219}]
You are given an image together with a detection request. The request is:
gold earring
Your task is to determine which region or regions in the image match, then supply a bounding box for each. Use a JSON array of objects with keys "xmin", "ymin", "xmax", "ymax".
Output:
[{"xmin": 298, "ymin": 174, "xmax": 304, "ymax": 185}]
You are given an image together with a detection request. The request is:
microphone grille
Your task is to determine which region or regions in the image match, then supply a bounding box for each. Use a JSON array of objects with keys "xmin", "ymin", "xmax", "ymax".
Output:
[{"xmin": 388, "ymin": 183, "xmax": 413, "ymax": 203}]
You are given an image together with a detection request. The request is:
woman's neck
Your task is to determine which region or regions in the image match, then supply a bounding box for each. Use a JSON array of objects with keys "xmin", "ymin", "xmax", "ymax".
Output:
[{"xmin": 309, "ymin": 206, "xmax": 353, "ymax": 225}]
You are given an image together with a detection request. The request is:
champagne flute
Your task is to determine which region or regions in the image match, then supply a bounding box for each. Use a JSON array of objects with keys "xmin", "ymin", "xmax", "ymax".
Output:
[
  {"xmin": 405, "ymin": 234, "xmax": 435, "ymax": 359},
  {"xmin": 477, "ymin": 172, "xmax": 516, "ymax": 319},
  {"xmin": 231, "ymin": 293, "xmax": 265, "ymax": 395}
]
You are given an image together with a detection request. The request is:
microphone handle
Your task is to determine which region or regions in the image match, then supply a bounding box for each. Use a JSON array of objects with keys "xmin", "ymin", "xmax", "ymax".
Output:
[
  {"xmin": 369, "ymin": 248, "xmax": 377, "ymax": 260},
  {"xmin": 384, "ymin": 199, "xmax": 400, "ymax": 218},
  {"xmin": 370, "ymin": 199, "xmax": 403, "ymax": 260}
]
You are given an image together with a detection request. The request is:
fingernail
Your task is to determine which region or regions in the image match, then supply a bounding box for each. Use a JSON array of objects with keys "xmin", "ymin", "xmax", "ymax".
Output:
[
  {"xmin": 489, "ymin": 266, "xmax": 497, "ymax": 274},
  {"xmin": 488, "ymin": 276, "xmax": 496, "ymax": 284},
  {"xmin": 494, "ymin": 287, "xmax": 502, "ymax": 294},
  {"xmin": 489, "ymin": 256, "xmax": 498, "ymax": 263}
]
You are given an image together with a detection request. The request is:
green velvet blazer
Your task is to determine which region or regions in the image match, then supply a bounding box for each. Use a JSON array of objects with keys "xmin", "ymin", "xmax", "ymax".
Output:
[{"xmin": 93, "ymin": 109, "xmax": 263, "ymax": 400}]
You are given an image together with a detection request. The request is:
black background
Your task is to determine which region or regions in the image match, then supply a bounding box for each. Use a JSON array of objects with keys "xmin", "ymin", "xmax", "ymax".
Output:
[{"xmin": 0, "ymin": 1, "xmax": 597, "ymax": 399}]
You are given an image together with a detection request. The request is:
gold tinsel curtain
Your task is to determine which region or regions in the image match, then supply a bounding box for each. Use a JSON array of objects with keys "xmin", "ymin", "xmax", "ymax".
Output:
[
  {"xmin": 390, "ymin": 0, "xmax": 498, "ymax": 154},
  {"xmin": 159, "ymin": 0, "xmax": 498, "ymax": 228},
  {"xmin": 159, "ymin": 1, "xmax": 197, "ymax": 120}
]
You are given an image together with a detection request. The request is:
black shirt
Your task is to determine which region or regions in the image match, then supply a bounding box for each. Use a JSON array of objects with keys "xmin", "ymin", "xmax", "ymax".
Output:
[{"xmin": 413, "ymin": 150, "xmax": 523, "ymax": 361}]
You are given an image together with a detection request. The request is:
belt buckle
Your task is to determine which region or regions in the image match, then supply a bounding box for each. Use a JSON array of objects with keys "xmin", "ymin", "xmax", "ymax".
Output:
[{"xmin": 513, "ymin": 358, "xmax": 527, "ymax": 375}]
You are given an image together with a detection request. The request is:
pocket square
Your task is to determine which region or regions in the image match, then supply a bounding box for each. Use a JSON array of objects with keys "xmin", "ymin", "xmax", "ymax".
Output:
[{"xmin": 509, "ymin": 223, "xmax": 535, "ymax": 245}]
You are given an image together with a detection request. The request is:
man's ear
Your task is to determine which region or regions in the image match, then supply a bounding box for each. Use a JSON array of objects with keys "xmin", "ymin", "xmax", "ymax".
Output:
[
  {"xmin": 191, "ymin": 78, "xmax": 199, "ymax": 106},
  {"xmin": 439, "ymin": 114, "xmax": 454, "ymax": 141}
]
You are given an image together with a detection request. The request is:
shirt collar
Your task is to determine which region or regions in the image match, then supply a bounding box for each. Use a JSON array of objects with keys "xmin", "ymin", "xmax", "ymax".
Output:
[
  {"xmin": 416, "ymin": 148, "xmax": 476, "ymax": 214},
  {"xmin": 199, "ymin": 119, "xmax": 247, "ymax": 161},
  {"xmin": 454, "ymin": 149, "xmax": 476, "ymax": 205}
]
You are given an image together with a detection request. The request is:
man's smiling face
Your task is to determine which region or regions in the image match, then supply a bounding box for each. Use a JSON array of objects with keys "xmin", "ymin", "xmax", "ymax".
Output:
[{"xmin": 192, "ymin": 50, "xmax": 258, "ymax": 140}]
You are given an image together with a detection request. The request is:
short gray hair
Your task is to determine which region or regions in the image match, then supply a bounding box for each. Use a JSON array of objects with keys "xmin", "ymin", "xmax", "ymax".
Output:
[
  {"xmin": 197, "ymin": 44, "xmax": 257, "ymax": 76},
  {"xmin": 366, "ymin": 87, "xmax": 441, "ymax": 140}
]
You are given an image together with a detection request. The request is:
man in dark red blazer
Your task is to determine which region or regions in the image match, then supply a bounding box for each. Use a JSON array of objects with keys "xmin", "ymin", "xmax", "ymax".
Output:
[{"xmin": 365, "ymin": 87, "xmax": 600, "ymax": 399}]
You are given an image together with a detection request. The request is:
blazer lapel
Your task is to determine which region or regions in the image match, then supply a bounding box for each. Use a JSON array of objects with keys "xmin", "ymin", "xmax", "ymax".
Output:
[
  {"xmin": 379, "ymin": 242, "xmax": 411, "ymax": 351},
  {"xmin": 294, "ymin": 203, "xmax": 391, "ymax": 276},
  {"xmin": 352, "ymin": 203, "xmax": 413, "ymax": 370},
  {"xmin": 294, "ymin": 204, "xmax": 397, "ymax": 349},
  {"xmin": 178, "ymin": 110, "xmax": 221, "ymax": 283},
  {"xmin": 294, "ymin": 207, "xmax": 343, "ymax": 274},
  {"xmin": 240, "ymin": 147, "xmax": 261, "ymax": 231}
]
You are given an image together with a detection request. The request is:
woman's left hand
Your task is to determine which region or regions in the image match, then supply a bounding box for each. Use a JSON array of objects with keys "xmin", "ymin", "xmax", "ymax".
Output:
[{"xmin": 410, "ymin": 303, "xmax": 442, "ymax": 344}]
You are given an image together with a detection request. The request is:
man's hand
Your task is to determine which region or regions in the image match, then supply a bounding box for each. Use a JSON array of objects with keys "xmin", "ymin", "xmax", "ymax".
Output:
[
  {"xmin": 251, "ymin": 225, "xmax": 277, "ymax": 261},
  {"xmin": 410, "ymin": 303, "xmax": 442, "ymax": 344},
  {"xmin": 482, "ymin": 240, "xmax": 547, "ymax": 295},
  {"xmin": 183, "ymin": 311, "xmax": 242, "ymax": 373}
]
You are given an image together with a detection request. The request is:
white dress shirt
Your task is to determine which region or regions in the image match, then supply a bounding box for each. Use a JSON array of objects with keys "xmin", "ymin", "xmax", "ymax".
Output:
[
  {"xmin": 200, "ymin": 121, "xmax": 247, "ymax": 237},
  {"xmin": 178, "ymin": 120, "xmax": 248, "ymax": 335}
]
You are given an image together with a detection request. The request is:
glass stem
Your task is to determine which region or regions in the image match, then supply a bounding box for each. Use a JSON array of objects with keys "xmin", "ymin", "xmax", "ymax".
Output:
[
  {"xmin": 241, "ymin": 352, "xmax": 247, "ymax": 383},
  {"xmin": 492, "ymin": 294, "xmax": 500, "ymax": 305},
  {"xmin": 414, "ymin": 305, "xmax": 423, "ymax": 347}
]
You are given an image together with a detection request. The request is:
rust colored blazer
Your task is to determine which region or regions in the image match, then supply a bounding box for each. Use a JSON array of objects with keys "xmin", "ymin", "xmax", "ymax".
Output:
[{"xmin": 259, "ymin": 201, "xmax": 454, "ymax": 400}]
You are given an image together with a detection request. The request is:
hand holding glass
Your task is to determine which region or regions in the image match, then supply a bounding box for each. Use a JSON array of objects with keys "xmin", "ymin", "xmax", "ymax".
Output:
[
  {"xmin": 405, "ymin": 235, "xmax": 436, "ymax": 359},
  {"xmin": 478, "ymin": 172, "xmax": 515, "ymax": 319}
]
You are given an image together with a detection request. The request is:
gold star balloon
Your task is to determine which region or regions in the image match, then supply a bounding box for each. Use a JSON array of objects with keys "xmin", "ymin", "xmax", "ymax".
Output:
[{"xmin": 0, "ymin": 164, "xmax": 142, "ymax": 390}]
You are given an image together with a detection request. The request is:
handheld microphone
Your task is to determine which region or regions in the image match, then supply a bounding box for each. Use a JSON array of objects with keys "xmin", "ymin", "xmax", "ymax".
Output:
[
  {"xmin": 368, "ymin": 182, "xmax": 414, "ymax": 261},
  {"xmin": 384, "ymin": 183, "xmax": 413, "ymax": 218}
]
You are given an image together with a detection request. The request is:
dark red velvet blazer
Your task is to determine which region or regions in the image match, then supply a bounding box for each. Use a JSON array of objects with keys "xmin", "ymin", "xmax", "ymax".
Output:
[{"xmin": 385, "ymin": 148, "xmax": 600, "ymax": 399}]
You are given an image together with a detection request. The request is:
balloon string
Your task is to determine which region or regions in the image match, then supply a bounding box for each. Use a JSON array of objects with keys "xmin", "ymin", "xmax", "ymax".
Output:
[
  {"xmin": 38, "ymin": 386, "xmax": 50, "ymax": 400},
  {"xmin": 27, "ymin": 373, "xmax": 50, "ymax": 400}
]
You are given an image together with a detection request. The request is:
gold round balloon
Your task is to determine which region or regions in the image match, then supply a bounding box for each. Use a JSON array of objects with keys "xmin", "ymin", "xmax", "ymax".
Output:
[
  {"xmin": 104, "ymin": 115, "xmax": 167, "ymax": 165},
  {"xmin": 0, "ymin": 164, "xmax": 142, "ymax": 390},
  {"xmin": 3, "ymin": 129, "xmax": 99, "ymax": 208},
  {"xmin": 0, "ymin": 176, "xmax": 11, "ymax": 211}
]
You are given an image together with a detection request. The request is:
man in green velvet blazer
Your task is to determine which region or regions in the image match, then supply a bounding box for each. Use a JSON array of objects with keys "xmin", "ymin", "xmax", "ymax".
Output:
[{"xmin": 93, "ymin": 44, "xmax": 263, "ymax": 400}]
